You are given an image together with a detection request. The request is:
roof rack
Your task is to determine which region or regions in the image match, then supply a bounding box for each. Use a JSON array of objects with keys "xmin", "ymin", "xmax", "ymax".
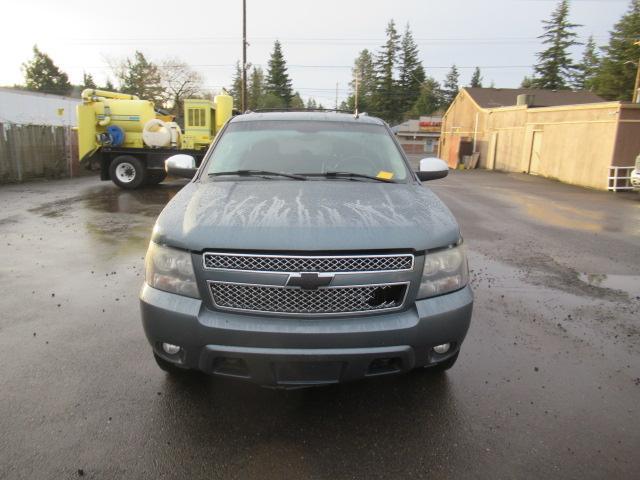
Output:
[{"xmin": 245, "ymin": 108, "xmax": 354, "ymax": 114}]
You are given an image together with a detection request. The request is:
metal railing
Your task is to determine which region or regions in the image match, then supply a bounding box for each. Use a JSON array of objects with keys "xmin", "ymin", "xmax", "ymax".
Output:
[{"xmin": 607, "ymin": 166, "xmax": 635, "ymax": 192}]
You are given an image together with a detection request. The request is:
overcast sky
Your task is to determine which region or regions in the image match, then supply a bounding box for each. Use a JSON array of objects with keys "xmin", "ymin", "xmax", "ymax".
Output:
[{"xmin": 1, "ymin": 0, "xmax": 632, "ymax": 105}]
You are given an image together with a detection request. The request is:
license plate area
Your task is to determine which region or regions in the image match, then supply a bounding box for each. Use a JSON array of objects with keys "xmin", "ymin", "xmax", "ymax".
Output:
[{"xmin": 273, "ymin": 361, "xmax": 345, "ymax": 385}]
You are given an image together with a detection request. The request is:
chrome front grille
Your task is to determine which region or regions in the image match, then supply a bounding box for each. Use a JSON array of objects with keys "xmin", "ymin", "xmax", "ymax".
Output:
[
  {"xmin": 203, "ymin": 253, "xmax": 414, "ymax": 273},
  {"xmin": 209, "ymin": 282, "xmax": 409, "ymax": 315}
]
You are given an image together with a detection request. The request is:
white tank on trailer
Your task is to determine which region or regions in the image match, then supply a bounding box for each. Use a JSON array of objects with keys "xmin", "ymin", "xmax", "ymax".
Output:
[{"xmin": 142, "ymin": 119, "xmax": 182, "ymax": 148}]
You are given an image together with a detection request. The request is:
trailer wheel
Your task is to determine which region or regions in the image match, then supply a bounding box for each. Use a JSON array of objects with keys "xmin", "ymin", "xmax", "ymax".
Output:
[
  {"xmin": 109, "ymin": 155, "xmax": 146, "ymax": 189},
  {"xmin": 145, "ymin": 170, "xmax": 167, "ymax": 185}
]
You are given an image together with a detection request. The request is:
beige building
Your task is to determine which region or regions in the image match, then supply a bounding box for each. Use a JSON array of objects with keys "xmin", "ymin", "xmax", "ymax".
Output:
[{"xmin": 440, "ymin": 88, "xmax": 640, "ymax": 190}]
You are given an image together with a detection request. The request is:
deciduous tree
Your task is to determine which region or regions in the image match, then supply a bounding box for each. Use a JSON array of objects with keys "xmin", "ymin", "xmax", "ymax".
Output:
[{"xmin": 160, "ymin": 58, "xmax": 203, "ymax": 115}]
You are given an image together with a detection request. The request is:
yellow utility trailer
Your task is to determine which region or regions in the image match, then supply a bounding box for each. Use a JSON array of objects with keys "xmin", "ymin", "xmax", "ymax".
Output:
[{"xmin": 76, "ymin": 89, "xmax": 233, "ymax": 189}]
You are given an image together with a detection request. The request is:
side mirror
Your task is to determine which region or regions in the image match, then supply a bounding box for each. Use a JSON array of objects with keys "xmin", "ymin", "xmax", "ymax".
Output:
[
  {"xmin": 416, "ymin": 157, "xmax": 448, "ymax": 181},
  {"xmin": 165, "ymin": 154, "xmax": 197, "ymax": 179}
]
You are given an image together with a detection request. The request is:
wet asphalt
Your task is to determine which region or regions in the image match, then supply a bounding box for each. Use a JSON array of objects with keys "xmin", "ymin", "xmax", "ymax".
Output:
[{"xmin": 0, "ymin": 170, "xmax": 639, "ymax": 479}]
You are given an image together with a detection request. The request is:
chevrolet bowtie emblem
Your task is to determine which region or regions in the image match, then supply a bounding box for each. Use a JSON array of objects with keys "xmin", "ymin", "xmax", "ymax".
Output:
[{"xmin": 286, "ymin": 272, "xmax": 334, "ymax": 290}]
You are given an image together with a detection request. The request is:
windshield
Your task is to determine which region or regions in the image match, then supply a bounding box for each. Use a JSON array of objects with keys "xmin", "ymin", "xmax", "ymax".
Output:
[{"xmin": 203, "ymin": 120, "xmax": 410, "ymax": 182}]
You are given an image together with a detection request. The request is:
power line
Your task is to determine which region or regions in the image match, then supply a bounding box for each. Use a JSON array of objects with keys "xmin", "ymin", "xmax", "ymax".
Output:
[
  {"xmin": 64, "ymin": 63, "xmax": 535, "ymax": 70},
  {"xmin": 56, "ymin": 34, "xmax": 618, "ymax": 46}
]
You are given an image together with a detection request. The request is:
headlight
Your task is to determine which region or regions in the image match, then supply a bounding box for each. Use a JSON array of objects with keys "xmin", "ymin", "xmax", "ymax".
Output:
[
  {"xmin": 145, "ymin": 242, "xmax": 200, "ymax": 299},
  {"xmin": 417, "ymin": 244, "xmax": 469, "ymax": 299}
]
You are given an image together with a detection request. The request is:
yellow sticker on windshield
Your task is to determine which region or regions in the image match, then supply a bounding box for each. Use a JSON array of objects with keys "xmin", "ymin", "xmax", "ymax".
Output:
[{"xmin": 377, "ymin": 171, "xmax": 394, "ymax": 180}]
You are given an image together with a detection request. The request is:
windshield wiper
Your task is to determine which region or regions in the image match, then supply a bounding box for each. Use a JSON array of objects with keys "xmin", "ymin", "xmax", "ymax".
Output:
[
  {"xmin": 209, "ymin": 170, "xmax": 307, "ymax": 180},
  {"xmin": 298, "ymin": 172, "xmax": 396, "ymax": 183}
]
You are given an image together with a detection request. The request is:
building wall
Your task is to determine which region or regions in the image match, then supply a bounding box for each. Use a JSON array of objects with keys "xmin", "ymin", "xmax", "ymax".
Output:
[
  {"xmin": 441, "ymin": 93, "xmax": 637, "ymax": 190},
  {"xmin": 612, "ymin": 104, "xmax": 640, "ymax": 167},
  {"xmin": 440, "ymin": 92, "xmax": 477, "ymax": 164},
  {"xmin": 0, "ymin": 88, "xmax": 80, "ymax": 127},
  {"xmin": 521, "ymin": 104, "xmax": 620, "ymax": 189}
]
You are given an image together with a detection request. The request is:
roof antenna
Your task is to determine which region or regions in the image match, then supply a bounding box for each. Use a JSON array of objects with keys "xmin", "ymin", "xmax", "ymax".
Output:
[{"xmin": 354, "ymin": 72, "xmax": 360, "ymax": 119}]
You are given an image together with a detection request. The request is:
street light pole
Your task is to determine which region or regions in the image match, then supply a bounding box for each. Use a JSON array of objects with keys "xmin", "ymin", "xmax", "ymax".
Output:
[{"xmin": 242, "ymin": 0, "xmax": 247, "ymax": 112}]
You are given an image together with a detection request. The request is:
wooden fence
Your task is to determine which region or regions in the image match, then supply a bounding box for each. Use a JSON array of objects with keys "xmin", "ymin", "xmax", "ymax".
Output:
[{"xmin": 0, "ymin": 122, "xmax": 80, "ymax": 183}]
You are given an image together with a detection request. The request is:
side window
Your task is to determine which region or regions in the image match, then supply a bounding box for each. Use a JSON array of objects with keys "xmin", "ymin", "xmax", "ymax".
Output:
[{"xmin": 187, "ymin": 108, "xmax": 206, "ymax": 127}]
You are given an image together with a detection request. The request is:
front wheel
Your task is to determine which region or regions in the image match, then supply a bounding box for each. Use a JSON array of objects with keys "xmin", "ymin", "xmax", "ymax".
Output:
[{"xmin": 109, "ymin": 155, "xmax": 146, "ymax": 189}]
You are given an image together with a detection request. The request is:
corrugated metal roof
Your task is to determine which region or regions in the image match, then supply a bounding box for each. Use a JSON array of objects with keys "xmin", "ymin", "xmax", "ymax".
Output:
[{"xmin": 464, "ymin": 87, "xmax": 605, "ymax": 108}]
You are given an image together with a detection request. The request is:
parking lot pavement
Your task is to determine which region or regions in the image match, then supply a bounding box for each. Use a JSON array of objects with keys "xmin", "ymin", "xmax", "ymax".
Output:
[{"xmin": 0, "ymin": 171, "xmax": 639, "ymax": 479}]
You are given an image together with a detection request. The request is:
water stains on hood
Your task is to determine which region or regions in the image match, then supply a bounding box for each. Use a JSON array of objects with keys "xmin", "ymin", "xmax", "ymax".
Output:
[{"xmin": 152, "ymin": 180, "xmax": 460, "ymax": 252}]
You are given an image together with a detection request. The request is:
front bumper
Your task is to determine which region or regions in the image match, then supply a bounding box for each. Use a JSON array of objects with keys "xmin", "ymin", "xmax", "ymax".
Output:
[{"xmin": 140, "ymin": 284, "xmax": 473, "ymax": 386}]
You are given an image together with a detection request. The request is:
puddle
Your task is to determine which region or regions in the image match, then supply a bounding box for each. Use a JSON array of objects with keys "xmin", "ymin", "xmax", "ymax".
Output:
[
  {"xmin": 577, "ymin": 273, "xmax": 640, "ymax": 299},
  {"xmin": 81, "ymin": 184, "xmax": 181, "ymax": 217},
  {"xmin": 501, "ymin": 193, "xmax": 605, "ymax": 232}
]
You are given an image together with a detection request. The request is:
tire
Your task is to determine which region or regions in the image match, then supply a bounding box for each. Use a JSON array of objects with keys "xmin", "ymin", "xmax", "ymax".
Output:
[
  {"xmin": 426, "ymin": 352, "xmax": 459, "ymax": 373},
  {"xmin": 109, "ymin": 155, "xmax": 146, "ymax": 189},
  {"xmin": 145, "ymin": 170, "xmax": 167, "ymax": 185},
  {"xmin": 153, "ymin": 352, "xmax": 190, "ymax": 376}
]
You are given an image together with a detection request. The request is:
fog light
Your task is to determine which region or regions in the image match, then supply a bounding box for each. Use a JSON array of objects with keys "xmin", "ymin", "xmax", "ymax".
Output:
[
  {"xmin": 162, "ymin": 343, "xmax": 181, "ymax": 355},
  {"xmin": 433, "ymin": 343, "xmax": 450, "ymax": 354}
]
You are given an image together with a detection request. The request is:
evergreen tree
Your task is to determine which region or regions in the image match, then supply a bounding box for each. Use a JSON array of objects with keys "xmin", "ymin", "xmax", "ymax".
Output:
[
  {"xmin": 345, "ymin": 49, "xmax": 376, "ymax": 113},
  {"xmin": 82, "ymin": 72, "xmax": 97, "ymax": 89},
  {"xmin": 442, "ymin": 65, "xmax": 460, "ymax": 106},
  {"xmin": 469, "ymin": 67, "xmax": 483, "ymax": 87},
  {"xmin": 573, "ymin": 35, "xmax": 599, "ymax": 90},
  {"xmin": 520, "ymin": 76, "xmax": 535, "ymax": 88},
  {"xmin": 397, "ymin": 24, "xmax": 426, "ymax": 115},
  {"xmin": 306, "ymin": 97, "xmax": 318, "ymax": 109},
  {"xmin": 290, "ymin": 92, "xmax": 305, "ymax": 109},
  {"xmin": 104, "ymin": 78, "xmax": 116, "ymax": 91},
  {"xmin": 408, "ymin": 77, "xmax": 443, "ymax": 116},
  {"xmin": 372, "ymin": 20, "xmax": 401, "ymax": 123},
  {"xmin": 22, "ymin": 45, "xmax": 71, "ymax": 95},
  {"xmin": 594, "ymin": 0, "xmax": 640, "ymax": 100},
  {"xmin": 116, "ymin": 51, "xmax": 165, "ymax": 103},
  {"xmin": 229, "ymin": 61, "xmax": 243, "ymax": 109},
  {"xmin": 247, "ymin": 66, "xmax": 265, "ymax": 110},
  {"xmin": 532, "ymin": 0, "xmax": 582, "ymax": 89},
  {"xmin": 260, "ymin": 93, "xmax": 286, "ymax": 109},
  {"xmin": 265, "ymin": 40, "xmax": 294, "ymax": 107}
]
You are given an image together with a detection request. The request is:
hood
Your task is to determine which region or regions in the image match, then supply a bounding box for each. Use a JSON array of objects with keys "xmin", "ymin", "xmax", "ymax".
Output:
[{"xmin": 152, "ymin": 180, "xmax": 460, "ymax": 252}]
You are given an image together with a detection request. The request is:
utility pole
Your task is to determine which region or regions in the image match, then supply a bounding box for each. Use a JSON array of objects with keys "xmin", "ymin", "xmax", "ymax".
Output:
[
  {"xmin": 633, "ymin": 41, "xmax": 640, "ymax": 104},
  {"xmin": 241, "ymin": 0, "xmax": 248, "ymax": 112}
]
